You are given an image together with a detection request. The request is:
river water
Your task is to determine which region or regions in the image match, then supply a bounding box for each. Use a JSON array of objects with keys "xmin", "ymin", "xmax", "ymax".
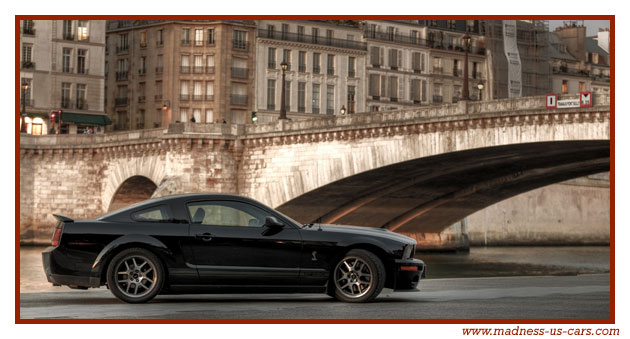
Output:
[{"xmin": 20, "ymin": 246, "xmax": 610, "ymax": 293}]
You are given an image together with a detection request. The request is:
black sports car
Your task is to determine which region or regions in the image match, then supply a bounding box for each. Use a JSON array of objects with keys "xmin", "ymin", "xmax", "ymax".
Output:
[{"xmin": 42, "ymin": 194, "xmax": 425, "ymax": 303}]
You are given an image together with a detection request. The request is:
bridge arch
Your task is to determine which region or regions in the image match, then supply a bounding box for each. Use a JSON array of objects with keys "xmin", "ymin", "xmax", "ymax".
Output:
[{"xmin": 108, "ymin": 176, "xmax": 158, "ymax": 212}]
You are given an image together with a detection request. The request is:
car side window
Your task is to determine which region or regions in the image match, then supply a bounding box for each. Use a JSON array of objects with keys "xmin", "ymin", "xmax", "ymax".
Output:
[
  {"xmin": 187, "ymin": 201, "xmax": 268, "ymax": 227},
  {"xmin": 131, "ymin": 205, "xmax": 171, "ymax": 222}
]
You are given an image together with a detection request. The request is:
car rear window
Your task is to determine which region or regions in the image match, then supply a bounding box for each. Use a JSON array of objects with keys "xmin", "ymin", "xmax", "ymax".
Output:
[{"xmin": 131, "ymin": 205, "xmax": 172, "ymax": 222}]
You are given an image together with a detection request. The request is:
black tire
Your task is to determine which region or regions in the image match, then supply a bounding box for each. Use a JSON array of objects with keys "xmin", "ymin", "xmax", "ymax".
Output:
[
  {"xmin": 106, "ymin": 248, "xmax": 164, "ymax": 303},
  {"xmin": 330, "ymin": 249, "xmax": 385, "ymax": 303}
]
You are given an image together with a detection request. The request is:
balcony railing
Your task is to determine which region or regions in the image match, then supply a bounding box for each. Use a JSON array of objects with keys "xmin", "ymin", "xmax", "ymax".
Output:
[
  {"xmin": 156, "ymin": 40, "xmax": 164, "ymax": 46},
  {"xmin": 140, "ymin": 42, "xmax": 147, "ymax": 48},
  {"xmin": 313, "ymin": 66, "xmax": 321, "ymax": 74},
  {"xmin": 154, "ymin": 94, "xmax": 163, "ymax": 100},
  {"xmin": 138, "ymin": 68, "xmax": 146, "ymax": 76},
  {"xmin": 326, "ymin": 108, "xmax": 334, "ymax": 115},
  {"xmin": 298, "ymin": 65, "xmax": 306, "ymax": 73},
  {"xmin": 453, "ymin": 69, "xmax": 462, "ymax": 77},
  {"xmin": 115, "ymin": 97, "xmax": 128, "ymax": 106},
  {"xmin": 193, "ymin": 66, "xmax": 204, "ymax": 74},
  {"xmin": 180, "ymin": 94, "xmax": 190, "ymax": 101},
  {"xmin": 206, "ymin": 66, "xmax": 215, "ymax": 74},
  {"xmin": 258, "ymin": 29, "xmax": 367, "ymax": 51},
  {"xmin": 62, "ymin": 33, "xmax": 74, "ymax": 41},
  {"xmin": 22, "ymin": 61, "xmax": 35, "ymax": 69},
  {"xmin": 452, "ymin": 96, "xmax": 460, "ymax": 103},
  {"xmin": 432, "ymin": 95, "xmax": 443, "ymax": 103},
  {"xmin": 327, "ymin": 68, "xmax": 335, "ymax": 76},
  {"xmin": 232, "ymin": 39, "xmax": 248, "ymax": 50},
  {"xmin": 433, "ymin": 66, "xmax": 443, "ymax": 74},
  {"xmin": 231, "ymin": 67, "xmax": 248, "ymax": 78},
  {"xmin": 312, "ymin": 107, "xmax": 320, "ymax": 114},
  {"xmin": 180, "ymin": 66, "xmax": 190, "ymax": 73},
  {"xmin": 390, "ymin": 97, "xmax": 398, "ymax": 102},
  {"xmin": 116, "ymin": 45, "xmax": 129, "ymax": 54},
  {"xmin": 230, "ymin": 94, "xmax": 248, "ymax": 105},
  {"xmin": 268, "ymin": 62, "xmax": 276, "ymax": 69},
  {"xmin": 115, "ymin": 71, "xmax": 128, "ymax": 81},
  {"xmin": 298, "ymin": 106, "xmax": 305, "ymax": 113},
  {"xmin": 138, "ymin": 96, "xmax": 146, "ymax": 103},
  {"xmin": 267, "ymin": 103, "xmax": 275, "ymax": 110},
  {"xmin": 23, "ymin": 28, "xmax": 35, "ymax": 35},
  {"xmin": 348, "ymin": 70, "xmax": 356, "ymax": 77},
  {"xmin": 76, "ymin": 99, "xmax": 88, "ymax": 110},
  {"xmin": 181, "ymin": 39, "xmax": 191, "ymax": 46},
  {"xmin": 193, "ymin": 94, "xmax": 203, "ymax": 101},
  {"xmin": 206, "ymin": 94, "xmax": 214, "ymax": 101},
  {"xmin": 155, "ymin": 66, "xmax": 163, "ymax": 74}
]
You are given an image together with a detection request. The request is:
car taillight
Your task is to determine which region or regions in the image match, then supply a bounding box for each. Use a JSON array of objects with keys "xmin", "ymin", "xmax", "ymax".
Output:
[{"xmin": 52, "ymin": 227, "xmax": 63, "ymax": 246}]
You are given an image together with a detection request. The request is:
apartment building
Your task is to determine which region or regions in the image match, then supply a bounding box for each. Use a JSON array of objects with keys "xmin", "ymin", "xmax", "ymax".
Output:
[
  {"xmin": 254, "ymin": 20, "xmax": 367, "ymax": 121},
  {"xmin": 105, "ymin": 20, "xmax": 256, "ymax": 130},
  {"xmin": 20, "ymin": 20, "xmax": 109, "ymax": 135}
]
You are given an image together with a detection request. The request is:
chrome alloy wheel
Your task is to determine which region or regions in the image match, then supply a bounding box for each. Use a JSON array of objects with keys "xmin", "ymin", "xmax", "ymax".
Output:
[
  {"xmin": 334, "ymin": 256, "xmax": 374, "ymax": 298},
  {"xmin": 114, "ymin": 255, "xmax": 157, "ymax": 298}
]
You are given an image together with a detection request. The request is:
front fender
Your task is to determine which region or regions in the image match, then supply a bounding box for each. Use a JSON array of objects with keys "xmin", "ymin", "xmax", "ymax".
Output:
[
  {"xmin": 90, "ymin": 234, "xmax": 172, "ymax": 282},
  {"xmin": 335, "ymin": 236, "xmax": 398, "ymax": 257}
]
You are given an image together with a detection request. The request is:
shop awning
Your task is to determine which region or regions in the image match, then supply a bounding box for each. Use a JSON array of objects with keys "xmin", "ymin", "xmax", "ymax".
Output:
[{"xmin": 61, "ymin": 112, "xmax": 112, "ymax": 126}]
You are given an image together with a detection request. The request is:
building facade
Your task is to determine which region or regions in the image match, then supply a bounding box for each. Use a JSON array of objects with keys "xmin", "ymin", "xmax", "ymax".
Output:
[
  {"xmin": 20, "ymin": 20, "xmax": 109, "ymax": 135},
  {"xmin": 254, "ymin": 20, "xmax": 367, "ymax": 122},
  {"xmin": 105, "ymin": 20, "xmax": 256, "ymax": 129}
]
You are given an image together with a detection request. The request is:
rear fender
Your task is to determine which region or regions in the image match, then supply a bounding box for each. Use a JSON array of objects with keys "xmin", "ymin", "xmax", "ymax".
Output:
[{"xmin": 90, "ymin": 234, "xmax": 172, "ymax": 281}]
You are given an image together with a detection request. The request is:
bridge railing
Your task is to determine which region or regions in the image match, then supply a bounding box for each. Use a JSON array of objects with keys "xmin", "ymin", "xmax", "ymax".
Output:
[{"xmin": 20, "ymin": 127, "xmax": 168, "ymax": 147}]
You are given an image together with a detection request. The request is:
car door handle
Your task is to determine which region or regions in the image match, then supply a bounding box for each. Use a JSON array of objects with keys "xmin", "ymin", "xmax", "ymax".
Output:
[{"xmin": 195, "ymin": 233, "xmax": 213, "ymax": 241}]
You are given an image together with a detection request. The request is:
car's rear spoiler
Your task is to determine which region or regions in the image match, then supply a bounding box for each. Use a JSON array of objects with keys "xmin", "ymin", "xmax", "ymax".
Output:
[{"xmin": 53, "ymin": 214, "xmax": 74, "ymax": 223}]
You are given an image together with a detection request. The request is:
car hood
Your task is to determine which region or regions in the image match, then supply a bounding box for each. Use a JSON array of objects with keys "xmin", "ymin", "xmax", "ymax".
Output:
[{"xmin": 304, "ymin": 224, "xmax": 416, "ymax": 244}]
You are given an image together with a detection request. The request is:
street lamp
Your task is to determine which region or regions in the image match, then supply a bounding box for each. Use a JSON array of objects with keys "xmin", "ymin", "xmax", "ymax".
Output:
[
  {"xmin": 477, "ymin": 82, "xmax": 484, "ymax": 101},
  {"xmin": 279, "ymin": 60, "xmax": 288, "ymax": 120},
  {"xmin": 461, "ymin": 34, "xmax": 471, "ymax": 102},
  {"xmin": 340, "ymin": 105, "xmax": 346, "ymax": 115},
  {"xmin": 20, "ymin": 81, "xmax": 29, "ymax": 133}
]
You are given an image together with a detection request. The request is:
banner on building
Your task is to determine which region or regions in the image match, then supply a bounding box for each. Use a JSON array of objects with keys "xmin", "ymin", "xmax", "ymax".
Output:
[{"xmin": 503, "ymin": 20, "xmax": 522, "ymax": 98}]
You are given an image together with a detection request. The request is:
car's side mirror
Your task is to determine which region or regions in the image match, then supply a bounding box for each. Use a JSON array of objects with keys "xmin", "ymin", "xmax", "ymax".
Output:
[{"xmin": 263, "ymin": 216, "xmax": 284, "ymax": 228}]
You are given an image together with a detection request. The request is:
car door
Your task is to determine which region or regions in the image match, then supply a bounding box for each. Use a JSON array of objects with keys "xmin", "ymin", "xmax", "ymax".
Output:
[{"xmin": 186, "ymin": 199, "xmax": 302, "ymax": 286}]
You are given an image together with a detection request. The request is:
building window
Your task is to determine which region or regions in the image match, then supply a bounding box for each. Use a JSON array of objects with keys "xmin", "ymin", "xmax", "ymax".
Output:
[
  {"xmin": 347, "ymin": 85, "xmax": 356, "ymax": 113},
  {"xmin": 370, "ymin": 46, "xmax": 381, "ymax": 67},
  {"xmin": 298, "ymin": 51, "xmax": 306, "ymax": 72},
  {"xmin": 412, "ymin": 52, "xmax": 422, "ymax": 72},
  {"xmin": 154, "ymin": 109, "xmax": 162, "ymax": 128},
  {"xmin": 77, "ymin": 49, "xmax": 87, "ymax": 74},
  {"xmin": 206, "ymin": 55, "xmax": 215, "ymax": 73},
  {"xmin": 422, "ymin": 80, "xmax": 427, "ymax": 102},
  {"xmin": 206, "ymin": 109, "xmax": 214, "ymax": 123},
  {"xmin": 268, "ymin": 47, "xmax": 276, "ymax": 69},
  {"xmin": 194, "ymin": 29, "xmax": 203, "ymax": 46},
  {"xmin": 326, "ymin": 85, "xmax": 334, "ymax": 115},
  {"xmin": 230, "ymin": 83, "xmax": 248, "ymax": 106},
  {"xmin": 267, "ymin": 79, "xmax": 275, "ymax": 110},
  {"xmin": 140, "ymin": 31, "xmax": 147, "ymax": 47},
  {"xmin": 453, "ymin": 59, "xmax": 460, "ymax": 76},
  {"xmin": 21, "ymin": 78, "xmax": 32, "ymax": 106},
  {"xmin": 155, "ymin": 81, "xmax": 163, "ymax": 100},
  {"xmin": 138, "ymin": 109, "xmax": 145, "ymax": 129},
  {"xmin": 62, "ymin": 48, "xmax": 72, "ymax": 73},
  {"xmin": 386, "ymin": 26, "xmax": 395, "ymax": 41},
  {"xmin": 180, "ymin": 81, "xmax": 189, "ymax": 101},
  {"xmin": 433, "ymin": 57, "xmax": 442, "ymax": 73},
  {"xmin": 193, "ymin": 55, "xmax": 203, "ymax": 73},
  {"xmin": 180, "ymin": 108, "xmax": 187, "ymax": 123},
  {"xmin": 369, "ymin": 74, "xmax": 380, "ymax": 98},
  {"xmin": 206, "ymin": 81, "xmax": 214, "ymax": 101},
  {"xmin": 411, "ymin": 79, "xmax": 421, "ymax": 103},
  {"xmin": 312, "ymin": 27, "xmax": 319, "ymax": 43},
  {"xmin": 389, "ymin": 76, "xmax": 398, "ymax": 100},
  {"xmin": 22, "ymin": 20, "xmax": 35, "ymax": 35},
  {"xmin": 389, "ymin": 49, "xmax": 399, "ymax": 70},
  {"xmin": 77, "ymin": 21, "xmax": 88, "ymax": 41},
  {"xmin": 283, "ymin": 49, "xmax": 291, "ymax": 70},
  {"xmin": 297, "ymin": 25, "xmax": 304, "ymax": 42},
  {"xmin": 207, "ymin": 29, "xmax": 215, "ymax": 45},
  {"xmin": 313, "ymin": 52, "xmax": 320, "ymax": 74},
  {"xmin": 116, "ymin": 59, "xmax": 128, "ymax": 80},
  {"xmin": 157, "ymin": 29, "xmax": 164, "ymax": 45},
  {"xmin": 298, "ymin": 82, "xmax": 306, "ymax": 112},
  {"xmin": 139, "ymin": 56, "xmax": 146, "ymax": 75},
  {"xmin": 62, "ymin": 20, "xmax": 73, "ymax": 40},
  {"xmin": 312, "ymin": 84, "xmax": 320, "ymax": 114},
  {"xmin": 267, "ymin": 24, "xmax": 275, "ymax": 37},
  {"xmin": 326, "ymin": 29, "xmax": 333, "ymax": 45},
  {"xmin": 231, "ymin": 58, "xmax": 248, "ymax": 78},
  {"xmin": 118, "ymin": 33, "xmax": 129, "ymax": 52},
  {"xmin": 22, "ymin": 44, "xmax": 33, "ymax": 68},
  {"xmin": 193, "ymin": 81, "xmax": 203, "ymax": 101},
  {"xmin": 156, "ymin": 54, "xmax": 163, "ymax": 73},
  {"xmin": 76, "ymin": 84, "xmax": 87, "ymax": 109},
  {"xmin": 281, "ymin": 23, "xmax": 289, "ymax": 39},
  {"xmin": 193, "ymin": 109, "xmax": 201, "ymax": 122},
  {"xmin": 233, "ymin": 30, "xmax": 247, "ymax": 50},
  {"xmin": 181, "ymin": 54, "xmax": 190, "ymax": 73},
  {"xmin": 579, "ymin": 81, "xmax": 585, "ymax": 92},
  {"xmin": 327, "ymin": 54, "xmax": 335, "ymax": 75},
  {"xmin": 433, "ymin": 83, "xmax": 443, "ymax": 103},
  {"xmin": 61, "ymin": 83, "xmax": 71, "ymax": 108},
  {"xmin": 181, "ymin": 28, "xmax": 191, "ymax": 45},
  {"xmin": 348, "ymin": 56, "xmax": 356, "ymax": 77},
  {"xmin": 562, "ymin": 80, "xmax": 568, "ymax": 94},
  {"xmin": 138, "ymin": 82, "xmax": 146, "ymax": 102},
  {"xmin": 284, "ymin": 81, "xmax": 291, "ymax": 111}
]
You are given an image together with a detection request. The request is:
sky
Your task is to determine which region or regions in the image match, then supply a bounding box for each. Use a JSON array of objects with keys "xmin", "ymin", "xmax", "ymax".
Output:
[{"xmin": 548, "ymin": 20, "xmax": 611, "ymax": 36}]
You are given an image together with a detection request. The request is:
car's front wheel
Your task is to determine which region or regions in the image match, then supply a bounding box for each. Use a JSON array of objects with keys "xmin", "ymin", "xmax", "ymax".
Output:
[
  {"xmin": 106, "ymin": 248, "xmax": 164, "ymax": 303},
  {"xmin": 331, "ymin": 249, "xmax": 385, "ymax": 303}
]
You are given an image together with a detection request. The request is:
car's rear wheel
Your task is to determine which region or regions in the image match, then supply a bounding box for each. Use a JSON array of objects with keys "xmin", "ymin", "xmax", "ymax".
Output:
[
  {"xmin": 331, "ymin": 249, "xmax": 385, "ymax": 303},
  {"xmin": 106, "ymin": 248, "xmax": 164, "ymax": 303}
]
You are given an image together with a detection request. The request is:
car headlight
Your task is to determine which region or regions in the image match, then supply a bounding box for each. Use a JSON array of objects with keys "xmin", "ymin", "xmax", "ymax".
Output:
[{"xmin": 402, "ymin": 244, "xmax": 415, "ymax": 259}]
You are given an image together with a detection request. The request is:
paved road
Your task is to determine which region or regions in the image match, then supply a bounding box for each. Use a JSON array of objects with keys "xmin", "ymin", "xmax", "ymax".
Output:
[{"xmin": 19, "ymin": 274, "xmax": 610, "ymax": 320}]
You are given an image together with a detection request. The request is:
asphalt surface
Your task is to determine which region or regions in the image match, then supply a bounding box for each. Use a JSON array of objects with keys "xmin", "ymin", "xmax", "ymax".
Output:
[{"xmin": 19, "ymin": 274, "xmax": 610, "ymax": 319}]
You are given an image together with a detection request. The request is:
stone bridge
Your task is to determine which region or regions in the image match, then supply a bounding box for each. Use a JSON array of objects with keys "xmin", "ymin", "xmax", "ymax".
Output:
[{"xmin": 19, "ymin": 94, "xmax": 611, "ymax": 248}]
